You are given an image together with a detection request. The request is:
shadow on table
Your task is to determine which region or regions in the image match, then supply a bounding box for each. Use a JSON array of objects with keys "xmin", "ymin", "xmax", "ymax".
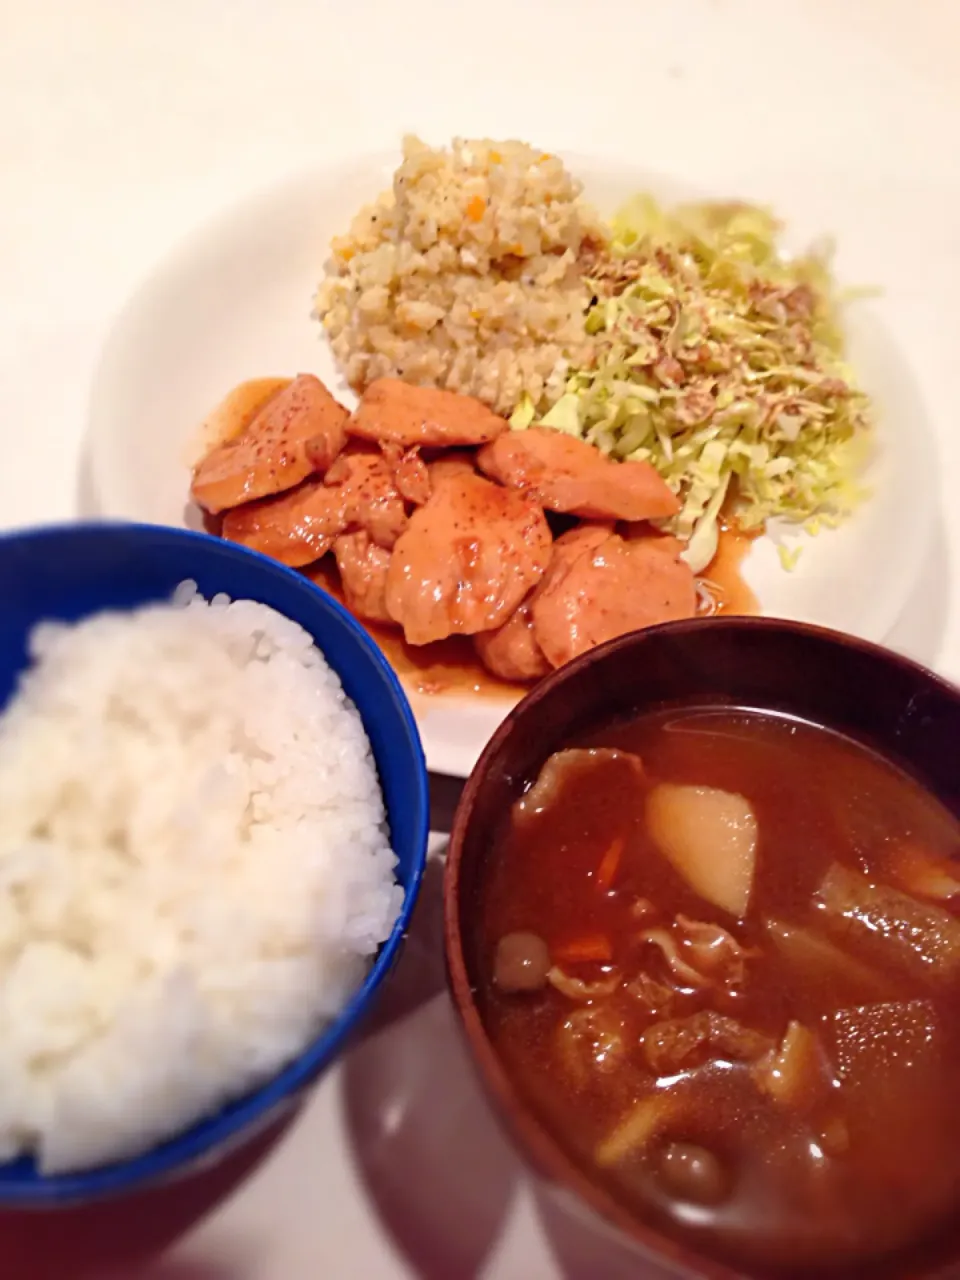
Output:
[
  {"xmin": 117, "ymin": 1258, "xmax": 249, "ymax": 1280},
  {"xmin": 342, "ymin": 989, "xmax": 521, "ymax": 1280},
  {"xmin": 427, "ymin": 773, "xmax": 465, "ymax": 837},
  {"xmin": 533, "ymin": 1184, "xmax": 687, "ymax": 1280},
  {"xmin": 340, "ymin": 792, "xmax": 521, "ymax": 1279},
  {"xmin": 0, "ymin": 1113, "xmax": 295, "ymax": 1280}
]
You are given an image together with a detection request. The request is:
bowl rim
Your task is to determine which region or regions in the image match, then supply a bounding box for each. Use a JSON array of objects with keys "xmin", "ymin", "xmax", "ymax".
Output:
[
  {"xmin": 0, "ymin": 519, "xmax": 430, "ymax": 1204},
  {"xmin": 443, "ymin": 614, "xmax": 960, "ymax": 1279}
]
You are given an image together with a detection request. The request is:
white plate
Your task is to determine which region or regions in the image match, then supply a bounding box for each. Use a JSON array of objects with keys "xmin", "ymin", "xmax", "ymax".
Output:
[{"xmin": 87, "ymin": 152, "xmax": 938, "ymax": 777}]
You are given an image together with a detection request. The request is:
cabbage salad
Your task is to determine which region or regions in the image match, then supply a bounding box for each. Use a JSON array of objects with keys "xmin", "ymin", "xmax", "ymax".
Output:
[{"xmin": 510, "ymin": 197, "xmax": 872, "ymax": 572}]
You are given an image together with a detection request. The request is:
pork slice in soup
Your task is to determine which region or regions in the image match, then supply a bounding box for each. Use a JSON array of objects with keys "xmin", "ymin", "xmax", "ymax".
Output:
[{"xmin": 477, "ymin": 708, "xmax": 960, "ymax": 1274}]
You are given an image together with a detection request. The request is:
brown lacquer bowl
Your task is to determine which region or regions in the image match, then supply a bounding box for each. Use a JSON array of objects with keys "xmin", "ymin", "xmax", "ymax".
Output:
[{"xmin": 443, "ymin": 617, "xmax": 960, "ymax": 1280}]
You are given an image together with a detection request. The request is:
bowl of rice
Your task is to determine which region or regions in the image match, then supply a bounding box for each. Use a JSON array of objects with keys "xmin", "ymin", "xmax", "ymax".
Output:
[{"xmin": 0, "ymin": 521, "xmax": 429, "ymax": 1203}]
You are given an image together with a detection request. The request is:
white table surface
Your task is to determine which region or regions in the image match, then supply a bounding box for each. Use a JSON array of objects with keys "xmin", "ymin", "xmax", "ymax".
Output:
[{"xmin": 1, "ymin": 2, "xmax": 959, "ymax": 1277}]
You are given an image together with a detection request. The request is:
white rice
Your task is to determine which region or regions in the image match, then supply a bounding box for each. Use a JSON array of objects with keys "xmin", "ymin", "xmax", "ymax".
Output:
[{"xmin": 0, "ymin": 582, "xmax": 402, "ymax": 1173}]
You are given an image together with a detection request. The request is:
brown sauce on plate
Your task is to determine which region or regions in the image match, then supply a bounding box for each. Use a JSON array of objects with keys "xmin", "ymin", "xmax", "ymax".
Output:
[
  {"xmin": 194, "ymin": 376, "xmax": 292, "ymax": 459},
  {"xmin": 709, "ymin": 522, "xmax": 759, "ymax": 618},
  {"xmin": 304, "ymin": 559, "xmax": 525, "ymax": 699},
  {"xmin": 303, "ymin": 524, "xmax": 755, "ymax": 699}
]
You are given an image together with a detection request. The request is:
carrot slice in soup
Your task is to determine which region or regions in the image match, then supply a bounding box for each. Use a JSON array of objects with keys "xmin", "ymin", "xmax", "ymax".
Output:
[
  {"xmin": 554, "ymin": 934, "xmax": 613, "ymax": 965},
  {"xmin": 887, "ymin": 841, "xmax": 960, "ymax": 901},
  {"xmin": 595, "ymin": 837, "xmax": 624, "ymax": 892}
]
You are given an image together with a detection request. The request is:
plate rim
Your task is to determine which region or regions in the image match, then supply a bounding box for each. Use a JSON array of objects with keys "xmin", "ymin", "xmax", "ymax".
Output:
[{"xmin": 84, "ymin": 148, "xmax": 942, "ymax": 778}]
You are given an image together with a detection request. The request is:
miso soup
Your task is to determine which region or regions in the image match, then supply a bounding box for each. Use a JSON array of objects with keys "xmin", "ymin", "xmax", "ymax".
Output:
[{"xmin": 478, "ymin": 708, "xmax": 960, "ymax": 1274}]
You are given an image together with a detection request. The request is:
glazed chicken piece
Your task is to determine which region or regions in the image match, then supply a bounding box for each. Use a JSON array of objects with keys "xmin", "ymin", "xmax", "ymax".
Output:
[
  {"xmin": 476, "ymin": 426, "xmax": 680, "ymax": 522},
  {"xmin": 377, "ymin": 440, "xmax": 432, "ymax": 506},
  {"xmin": 385, "ymin": 470, "xmax": 552, "ymax": 645},
  {"xmin": 473, "ymin": 526, "xmax": 610, "ymax": 681},
  {"xmin": 530, "ymin": 526, "xmax": 696, "ymax": 668},
  {"xmin": 539, "ymin": 523, "xmax": 613, "ymax": 569},
  {"xmin": 323, "ymin": 449, "xmax": 408, "ymax": 549},
  {"xmin": 221, "ymin": 479, "xmax": 345, "ymax": 567},
  {"xmin": 473, "ymin": 599, "xmax": 551, "ymax": 683},
  {"xmin": 426, "ymin": 454, "xmax": 477, "ymax": 485},
  {"xmin": 624, "ymin": 527, "xmax": 686, "ymax": 558},
  {"xmin": 334, "ymin": 531, "xmax": 393, "ymax": 623},
  {"xmin": 191, "ymin": 374, "xmax": 348, "ymax": 514},
  {"xmin": 393, "ymin": 447, "xmax": 431, "ymax": 506},
  {"xmin": 350, "ymin": 379, "xmax": 508, "ymax": 448},
  {"xmin": 222, "ymin": 445, "xmax": 407, "ymax": 566}
]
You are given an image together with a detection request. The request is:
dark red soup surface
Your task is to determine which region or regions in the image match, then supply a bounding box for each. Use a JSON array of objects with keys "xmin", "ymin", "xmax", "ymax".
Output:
[{"xmin": 477, "ymin": 708, "xmax": 960, "ymax": 1275}]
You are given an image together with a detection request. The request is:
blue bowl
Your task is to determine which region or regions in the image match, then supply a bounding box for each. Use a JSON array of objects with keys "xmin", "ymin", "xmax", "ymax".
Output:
[{"xmin": 0, "ymin": 521, "xmax": 429, "ymax": 1205}]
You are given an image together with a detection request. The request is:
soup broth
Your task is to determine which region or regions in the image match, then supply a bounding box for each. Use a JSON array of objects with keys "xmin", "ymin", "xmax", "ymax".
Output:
[{"xmin": 478, "ymin": 708, "xmax": 960, "ymax": 1274}]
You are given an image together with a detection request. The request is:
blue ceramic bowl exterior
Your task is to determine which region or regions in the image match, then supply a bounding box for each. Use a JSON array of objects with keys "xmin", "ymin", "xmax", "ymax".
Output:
[{"xmin": 0, "ymin": 522, "xmax": 429, "ymax": 1204}]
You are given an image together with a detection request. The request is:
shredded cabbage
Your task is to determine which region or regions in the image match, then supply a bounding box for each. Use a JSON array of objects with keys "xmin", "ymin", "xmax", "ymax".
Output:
[{"xmin": 511, "ymin": 197, "xmax": 872, "ymax": 553}]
